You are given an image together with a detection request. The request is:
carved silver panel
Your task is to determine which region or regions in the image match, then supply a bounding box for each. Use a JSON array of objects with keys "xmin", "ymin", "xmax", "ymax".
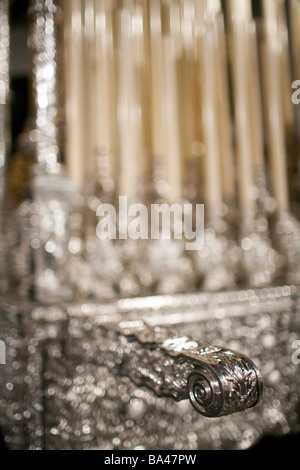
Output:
[{"xmin": 0, "ymin": 285, "xmax": 299, "ymax": 450}]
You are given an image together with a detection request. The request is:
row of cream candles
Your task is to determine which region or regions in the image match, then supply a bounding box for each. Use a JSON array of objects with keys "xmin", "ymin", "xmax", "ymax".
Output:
[
  {"xmin": 62, "ymin": 0, "xmax": 291, "ymax": 212},
  {"xmin": 204, "ymin": 0, "xmax": 291, "ymax": 212},
  {"xmin": 62, "ymin": 0, "xmax": 182, "ymax": 200},
  {"xmin": 63, "ymin": 0, "xmax": 115, "ymax": 187},
  {"xmin": 62, "ymin": 0, "xmax": 215, "ymax": 201}
]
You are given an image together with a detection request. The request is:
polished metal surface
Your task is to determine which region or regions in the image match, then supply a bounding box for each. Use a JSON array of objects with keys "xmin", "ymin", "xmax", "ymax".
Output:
[{"xmin": 114, "ymin": 320, "xmax": 263, "ymax": 418}]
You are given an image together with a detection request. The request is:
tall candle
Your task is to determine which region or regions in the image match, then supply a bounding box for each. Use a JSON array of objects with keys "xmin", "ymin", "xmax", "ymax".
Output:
[
  {"xmin": 63, "ymin": 0, "xmax": 85, "ymax": 186},
  {"xmin": 263, "ymin": 0, "xmax": 289, "ymax": 211},
  {"xmin": 289, "ymin": 0, "xmax": 300, "ymax": 136},
  {"xmin": 289, "ymin": 0, "xmax": 300, "ymax": 81},
  {"xmin": 94, "ymin": 0, "xmax": 115, "ymax": 174},
  {"xmin": 201, "ymin": 2, "xmax": 222, "ymax": 207},
  {"xmin": 163, "ymin": 35, "xmax": 182, "ymax": 203},
  {"xmin": 117, "ymin": 6, "xmax": 142, "ymax": 200},
  {"xmin": 83, "ymin": 0, "xmax": 96, "ymax": 177},
  {"xmin": 180, "ymin": 0, "xmax": 194, "ymax": 55},
  {"xmin": 214, "ymin": 6, "xmax": 236, "ymax": 201},
  {"xmin": 132, "ymin": 2, "xmax": 149, "ymax": 181},
  {"xmin": 277, "ymin": 1, "xmax": 294, "ymax": 135},
  {"xmin": 229, "ymin": 0, "xmax": 255, "ymax": 213},
  {"xmin": 169, "ymin": 0, "xmax": 182, "ymax": 57},
  {"xmin": 247, "ymin": 21, "xmax": 265, "ymax": 171},
  {"xmin": 149, "ymin": 0, "xmax": 166, "ymax": 160},
  {"xmin": 179, "ymin": 0, "xmax": 198, "ymax": 170}
]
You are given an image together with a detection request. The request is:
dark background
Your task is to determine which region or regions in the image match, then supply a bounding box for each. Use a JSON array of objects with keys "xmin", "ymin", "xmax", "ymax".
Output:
[
  {"xmin": 2, "ymin": 0, "xmax": 299, "ymax": 452},
  {"xmin": 9, "ymin": 0, "xmax": 30, "ymax": 153}
]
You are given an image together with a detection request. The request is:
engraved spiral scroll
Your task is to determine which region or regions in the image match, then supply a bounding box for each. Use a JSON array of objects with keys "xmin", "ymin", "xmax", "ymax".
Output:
[
  {"xmin": 186, "ymin": 348, "xmax": 263, "ymax": 417},
  {"xmin": 188, "ymin": 370, "xmax": 222, "ymax": 417},
  {"xmin": 114, "ymin": 321, "xmax": 263, "ymax": 418}
]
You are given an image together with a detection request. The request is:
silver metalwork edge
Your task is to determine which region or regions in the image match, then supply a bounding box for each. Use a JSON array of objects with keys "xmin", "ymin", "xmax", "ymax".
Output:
[
  {"xmin": 2, "ymin": 286, "xmax": 286, "ymax": 419},
  {"xmin": 113, "ymin": 320, "xmax": 263, "ymax": 418}
]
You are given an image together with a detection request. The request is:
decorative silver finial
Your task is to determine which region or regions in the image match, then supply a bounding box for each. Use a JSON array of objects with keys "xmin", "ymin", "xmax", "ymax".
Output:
[
  {"xmin": 0, "ymin": 0, "xmax": 10, "ymax": 198},
  {"xmin": 0, "ymin": 0, "xmax": 10, "ymax": 293},
  {"xmin": 28, "ymin": 0, "xmax": 62, "ymax": 174}
]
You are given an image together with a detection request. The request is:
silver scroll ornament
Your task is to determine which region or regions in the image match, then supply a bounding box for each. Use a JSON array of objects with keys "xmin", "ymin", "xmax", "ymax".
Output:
[{"xmin": 96, "ymin": 320, "xmax": 264, "ymax": 418}]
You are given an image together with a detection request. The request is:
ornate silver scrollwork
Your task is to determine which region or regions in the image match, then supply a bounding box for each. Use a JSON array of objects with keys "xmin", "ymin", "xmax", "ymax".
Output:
[
  {"xmin": 107, "ymin": 320, "xmax": 263, "ymax": 418},
  {"xmin": 2, "ymin": 286, "xmax": 298, "ymax": 450}
]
